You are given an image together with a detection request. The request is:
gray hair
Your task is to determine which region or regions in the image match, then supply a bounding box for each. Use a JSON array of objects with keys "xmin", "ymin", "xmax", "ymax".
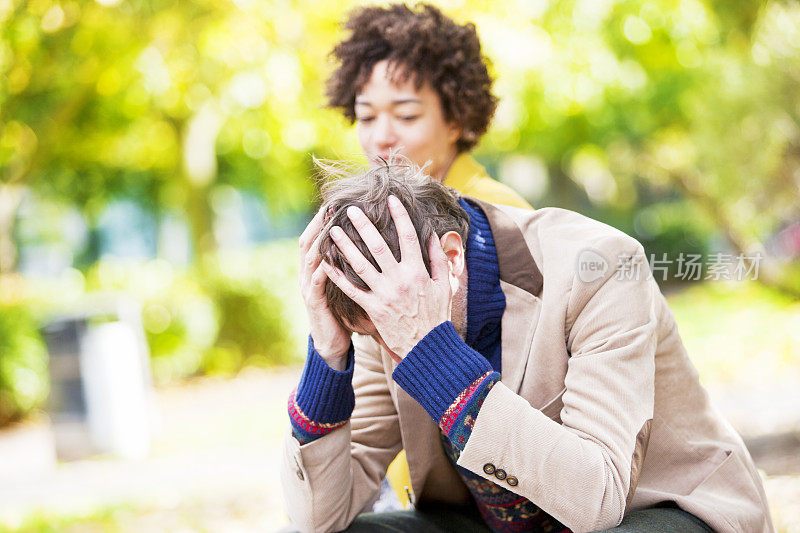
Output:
[{"xmin": 314, "ymin": 154, "xmax": 469, "ymax": 330}]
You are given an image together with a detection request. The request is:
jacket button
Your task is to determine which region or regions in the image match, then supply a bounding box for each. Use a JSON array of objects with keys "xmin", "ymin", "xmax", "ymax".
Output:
[
  {"xmin": 296, "ymin": 468, "xmax": 305, "ymax": 481},
  {"xmin": 495, "ymin": 469, "xmax": 507, "ymax": 480},
  {"xmin": 483, "ymin": 463, "xmax": 496, "ymax": 475},
  {"xmin": 507, "ymin": 476, "xmax": 518, "ymax": 487}
]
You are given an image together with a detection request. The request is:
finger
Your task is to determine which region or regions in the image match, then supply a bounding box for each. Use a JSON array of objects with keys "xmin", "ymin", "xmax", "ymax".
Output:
[
  {"xmin": 306, "ymin": 262, "xmax": 328, "ymax": 305},
  {"xmin": 298, "ymin": 206, "xmax": 326, "ymax": 262},
  {"xmin": 302, "ymin": 232, "xmax": 323, "ymax": 288},
  {"xmin": 428, "ymin": 234, "xmax": 449, "ymax": 283},
  {"xmin": 387, "ymin": 195, "xmax": 424, "ymax": 267},
  {"xmin": 346, "ymin": 205, "xmax": 398, "ymax": 272},
  {"xmin": 329, "ymin": 226, "xmax": 382, "ymax": 289},
  {"xmin": 321, "ymin": 260, "xmax": 370, "ymax": 307}
]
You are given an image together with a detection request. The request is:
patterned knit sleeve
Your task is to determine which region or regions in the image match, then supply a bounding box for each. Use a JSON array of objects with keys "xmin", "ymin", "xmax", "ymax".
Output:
[
  {"xmin": 288, "ymin": 336, "xmax": 355, "ymax": 445},
  {"xmin": 392, "ymin": 321, "xmax": 500, "ymax": 455},
  {"xmin": 439, "ymin": 371, "xmax": 500, "ymax": 458}
]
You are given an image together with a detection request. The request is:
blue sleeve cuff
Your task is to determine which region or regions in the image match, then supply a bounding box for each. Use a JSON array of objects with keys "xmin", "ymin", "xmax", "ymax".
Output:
[
  {"xmin": 391, "ymin": 321, "xmax": 493, "ymax": 424},
  {"xmin": 293, "ymin": 335, "xmax": 356, "ymax": 424}
]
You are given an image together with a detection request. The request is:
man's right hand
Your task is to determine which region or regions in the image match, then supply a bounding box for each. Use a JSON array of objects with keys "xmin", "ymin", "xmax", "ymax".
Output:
[{"xmin": 299, "ymin": 207, "xmax": 352, "ymax": 371}]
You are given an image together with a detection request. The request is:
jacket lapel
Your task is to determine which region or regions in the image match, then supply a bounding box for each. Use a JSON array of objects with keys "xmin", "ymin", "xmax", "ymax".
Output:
[{"xmin": 467, "ymin": 199, "xmax": 543, "ymax": 297}]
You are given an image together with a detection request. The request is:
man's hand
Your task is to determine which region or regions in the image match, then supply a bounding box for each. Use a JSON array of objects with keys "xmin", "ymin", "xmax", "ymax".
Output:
[
  {"xmin": 298, "ymin": 206, "xmax": 351, "ymax": 370},
  {"xmin": 322, "ymin": 195, "xmax": 453, "ymax": 361}
]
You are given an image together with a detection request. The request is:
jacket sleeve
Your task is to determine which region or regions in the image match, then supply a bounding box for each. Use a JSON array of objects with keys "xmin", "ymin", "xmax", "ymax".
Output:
[
  {"xmin": 281, "ymin": 333, "xmax": 403, "ymax": 532},
  {"xmin": 454, "ymin": 241, "xmax": 657, "ymax": 533}
]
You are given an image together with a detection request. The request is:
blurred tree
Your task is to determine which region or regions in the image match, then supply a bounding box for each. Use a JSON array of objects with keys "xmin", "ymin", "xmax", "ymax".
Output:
[
  {"xmin": 476, "ymin": 0, "xmax": 799, "ymax": 292},
  {"xmin": 2, "ymin": 0, "xmax": 798, "ymax": 292},
  {"xmin": 1, "ymin": 0, "xmax": 168, "ymax": 270},
  {"xmin": 1, "ymin": 0, "xmax": 352, "ymax": 269}
]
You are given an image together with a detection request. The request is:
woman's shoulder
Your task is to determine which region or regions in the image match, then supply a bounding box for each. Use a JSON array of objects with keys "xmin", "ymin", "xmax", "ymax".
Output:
[
  {"xmin": 465, "ymin": 176, "xmax": 533, "ymax": 210},
  {"xmin": 444, "ymin": 154, "xmax": 533, "ymax": 210}
]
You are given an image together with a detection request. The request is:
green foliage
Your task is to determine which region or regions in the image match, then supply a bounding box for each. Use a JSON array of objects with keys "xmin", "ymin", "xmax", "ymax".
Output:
[
  {"xmin": 667, "ymin": 280, "xmax": 800, "ymax": 385},
  {"xmin": 0, "ymin": 241, "xmax": 303, "ymax": 424},
  {"xmin": 83, "ymin": 240, "xmax": 304, "ymax": 383},
  {"xmin": 4, "ymin": 0, "xmax": 799, "ymax": 285},
  {"xmin": 0, "ymin": 504, "xmax": 130, "ymax": 533},
  {"xmin": 80, "ymin": 258, "xmax": 216, "ymax": 383},
  {"xmin": 0, "ymin": 300, "xmax": 48, "ymax": 426},
  {"xmin": 477, "ymin": 0, "xmax": 800, "ymax": 259},
  {"xmin": 1, "ymin": 0, "xmax": 339, "ymax": 265},
  {"xmin": 631, "ymin": 199, "xmax": 716, "ymax": 281},
  {"xmin": 199, "ymin": 242, "xmax": 303, "ymax": 374},
  {"xmin": 137, "ymin": 272, "xmax": 219, "ymax": 383},
  {"xmin": 2, "ymin": 0, "xmax": 799, "ymax": 425}
]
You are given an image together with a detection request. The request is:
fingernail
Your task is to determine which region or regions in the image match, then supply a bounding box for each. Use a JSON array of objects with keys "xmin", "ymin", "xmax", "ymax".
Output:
[
  {"xmin": 331, "ymin": 226, "xmax": 343, "ymax": 238},
  {"xmin": 388, "ymin": 195, "xmax": 400, "ymax": 207},
  {"xmin": 346, "ymin": 205, "xmax": 361, "ymax": 218}
]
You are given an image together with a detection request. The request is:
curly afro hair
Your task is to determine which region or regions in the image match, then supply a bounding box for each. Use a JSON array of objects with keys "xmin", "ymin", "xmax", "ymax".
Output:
[{"xmin": 326, "ymin": 3, "xmax": 498, "ymax": 153}]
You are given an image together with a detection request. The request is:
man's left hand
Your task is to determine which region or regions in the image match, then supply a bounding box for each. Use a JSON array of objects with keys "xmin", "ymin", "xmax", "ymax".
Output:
[{"xmin": 321, "ymin": 195, "xmax": 452, "ymax": 361}]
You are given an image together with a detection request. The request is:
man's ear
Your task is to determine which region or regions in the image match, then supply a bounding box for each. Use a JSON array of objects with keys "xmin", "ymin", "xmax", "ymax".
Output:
[{"xmin": 439, "ymin": 231, "xmax": 465, "ymax": 277}]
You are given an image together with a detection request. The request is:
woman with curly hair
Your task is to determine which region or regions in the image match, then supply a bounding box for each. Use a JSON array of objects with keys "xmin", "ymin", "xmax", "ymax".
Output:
[{"xmin": 325, "ymin": 2, "xmax": 532, "ymax": 210}]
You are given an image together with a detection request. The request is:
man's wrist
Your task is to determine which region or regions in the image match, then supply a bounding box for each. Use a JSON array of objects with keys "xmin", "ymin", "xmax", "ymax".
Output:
[
  {"xmin": 309, "ymin": 333, "xmax": 351, "ymax": 369},
  {"xmin": 392, "ymin": 321, "xmax": 493, "ymax": 424},
  {"xmin": 293, "ymin": 335, "xmax": 356, "ymax": 423},
  {"xmin": 315, "ymin": 345, "xmax": 349, "ymax": 371}
]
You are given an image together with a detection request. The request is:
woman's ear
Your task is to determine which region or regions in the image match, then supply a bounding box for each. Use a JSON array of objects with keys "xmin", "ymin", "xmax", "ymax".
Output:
[{"xmin": 447, "ymin": 121, "xmax": 462, "ymax": 146}]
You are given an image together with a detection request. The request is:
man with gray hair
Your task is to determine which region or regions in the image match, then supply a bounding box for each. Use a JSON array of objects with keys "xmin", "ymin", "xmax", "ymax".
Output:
[{"xmin": 282, "ymin": 159, "xmax": 772, "ymax": 532}]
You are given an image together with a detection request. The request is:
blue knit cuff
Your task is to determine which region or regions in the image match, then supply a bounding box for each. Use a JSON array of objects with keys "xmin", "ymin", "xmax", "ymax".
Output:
[
  {"xmin": 392, "ymin": 321, "xmax": 493, "ymax": 424},
  {"xmin": 293, "ymin": 335, "xmax": 355, "ymax": 424}
]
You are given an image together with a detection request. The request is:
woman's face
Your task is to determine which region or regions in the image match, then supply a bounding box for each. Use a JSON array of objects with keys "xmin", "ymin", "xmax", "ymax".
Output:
[{"xmin": 355, "ymin": 60, "xmax": 461, "ymax": 181}]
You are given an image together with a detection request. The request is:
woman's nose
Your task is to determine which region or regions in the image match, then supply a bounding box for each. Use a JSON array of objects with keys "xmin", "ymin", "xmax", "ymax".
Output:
[{"xmin": 372, "ymin": 115, "xmax": 398, "ymax": 149}]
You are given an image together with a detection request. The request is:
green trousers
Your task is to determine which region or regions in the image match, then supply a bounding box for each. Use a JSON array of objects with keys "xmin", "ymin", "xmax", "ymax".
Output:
[{"xmin": 341, "ymin": 502, "xmax": 715, "ymax": 533}]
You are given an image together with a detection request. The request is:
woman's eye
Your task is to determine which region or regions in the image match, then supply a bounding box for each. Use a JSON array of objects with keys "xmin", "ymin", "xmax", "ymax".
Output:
[
  {"xmin": 400, "ymin": 116, "xmax": 419, "ymax": 122},
  {"xmin": 357, "ymin": 116, "xmax": 375, "ymax": 123}
]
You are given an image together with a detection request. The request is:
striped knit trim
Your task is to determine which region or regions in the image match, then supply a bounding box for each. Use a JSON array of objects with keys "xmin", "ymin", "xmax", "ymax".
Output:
[
  {"xmin": 446, "ymin": 373, "xmax": 500, "ymax": 454},
  {"xmin": 288, "ymin": 388, "xmax": 347, "ymax": 440},
  {"xmin": 476, "ymin": 494, "xmax": 527, "ymax": 508},
  {"xmin": 291, "ymin": 425, "xmax": 319, "ymax": 446},
  {"xmin": 440, "ymin": 370, "xmax": 494, "ymax": 435}
]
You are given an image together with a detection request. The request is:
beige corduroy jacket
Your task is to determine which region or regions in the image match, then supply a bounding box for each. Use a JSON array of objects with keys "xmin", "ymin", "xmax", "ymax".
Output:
[{"xmin": 281, "ymin": 199, "xmax": 774, "ymax": 533}]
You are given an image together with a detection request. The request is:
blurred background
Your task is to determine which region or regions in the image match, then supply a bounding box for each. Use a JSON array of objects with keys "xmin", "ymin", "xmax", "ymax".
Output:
[{"xmin": 1, "ymin": 0, "xmax": 799, "ymax": 531}]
